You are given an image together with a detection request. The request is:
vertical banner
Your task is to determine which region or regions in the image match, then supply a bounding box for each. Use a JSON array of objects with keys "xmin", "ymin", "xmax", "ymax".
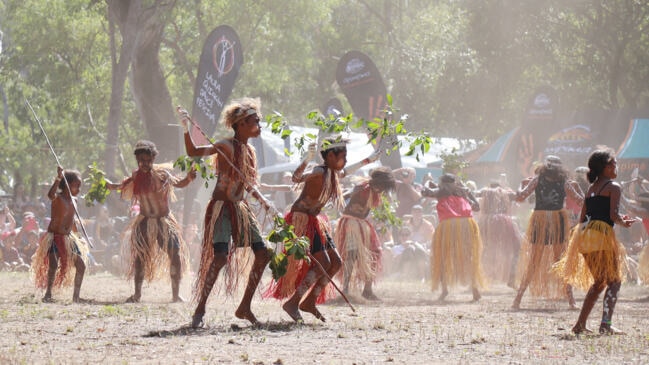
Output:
[
  {"xmin": 185, "ymin": 25, "xmax": 243, "ymax": 228},
  {"xmin": 336, "ymin": 51, "xmax": 401, "ymax": 169},
  {"xmin": 321, "ymin": 97, "xmax": 344, "ymax": 119},
  {"xmin": 191, "ymin": 25, "xmax": 243, "ymax": 144},
  {"xmin": 514, "ymin": 86, "xmax": 558, "ymax": 179}
]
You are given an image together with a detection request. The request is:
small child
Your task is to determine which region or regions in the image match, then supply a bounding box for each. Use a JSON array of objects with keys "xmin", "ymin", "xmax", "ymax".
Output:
[{"xmin": 32, "ymin": 167, "xmax": 89, "ymax": 303}]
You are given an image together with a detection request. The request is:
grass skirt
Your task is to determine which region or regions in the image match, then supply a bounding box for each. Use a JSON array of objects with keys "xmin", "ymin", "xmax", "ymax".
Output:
[
  {"xmin": 430, "ymin": 217, "xmax": 486, "ymax": 291},
  {"xmin": 479, "ymin": 213, "xmax": 521, "ymax": 283},
  {"xmin": 192, "ymin": 200, "xmax": 257, "ymax": 301},
  {"xmin": 263, "ymin": 212, "xmax": 334, "ymax": 304},
  {"xmin": 515, "ymin": 209, "xmax": 569, "ymax": 299},
  {"xmin": 636, "ymin": 243, "xmax": 649, "ymax": 284},
  {"xmin": 335, "ymin": 214, "xmax": 382, "ymax": 288},
  {"xmin": 122, "ymin": 214, "xmax": 189, "ymax": 283},
  {"xmin": 31, "ymin": 232, "xmax": 89, "ymax": 289},
  {"xmin": 553, "ymin": 220, "xmax": 626, "ymax": 290}
]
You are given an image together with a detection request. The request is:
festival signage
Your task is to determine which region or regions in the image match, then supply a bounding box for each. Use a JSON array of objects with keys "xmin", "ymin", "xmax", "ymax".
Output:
[
  {"xmin": 321, "ymin": 97, "xmax": 344, "ymax": 119},
  {"xmin": 191, "ymin": 25, "xmax": 243, "ymax": 144},
  {"xmin": 336, "ymin": 50, "xmax": 401, "ymax": 169},
  {"xmin": 514, "ymin": 85, "xmax": 558, "ymax": 178},
  {"xmin": 543, "ymin": 124, "xmax": 594, "ymax": 168}
]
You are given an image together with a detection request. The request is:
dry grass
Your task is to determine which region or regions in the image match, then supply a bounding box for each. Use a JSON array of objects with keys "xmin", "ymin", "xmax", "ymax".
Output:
[{"xmin": 1, "ymin": 271, "xmax": 649, "ymax": 364}]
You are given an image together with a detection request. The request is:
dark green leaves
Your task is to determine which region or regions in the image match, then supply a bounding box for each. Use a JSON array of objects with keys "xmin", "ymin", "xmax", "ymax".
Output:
[
  {"xmin": 174, "ymin": 155, "xmax": 214, "ymax": 188},
  {"xmin": 84, "ymin": 162, "xmax": 110, "ymax": 207},
  {"xmin": 267, "ymin": 215, "xmax": 311, "ymax": 280}
]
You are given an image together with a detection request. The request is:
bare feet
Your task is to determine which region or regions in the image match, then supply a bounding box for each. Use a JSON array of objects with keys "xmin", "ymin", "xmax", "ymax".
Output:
[
  {"xmin": 472, "ymin": 288, "xmax": 481, "ymax": 302},
  {"xmin": 282, "ymin": 301, "xmax": 304, "ymax": 322},
  {"xmin": 191, "ymin": 311, "xmax": 205, "ymax": 329},
  {"xmin": 572, "ymin": 323, "xmax": 593, "ymax": 334},
  {"xmin": 362, "ymin": 291, "xmax": 381, "ymax": 301},
  {"xmin": 511, "ymin": 293, "xmax": 522, "ymax": 310},
  {"xmin": 438, "ymin": 289, "xmax": 448, "ymax": 301},
  {"xmin": 235, "ymin": 307, "xmax": 260, "ymax": 326},
  {"xmin": 125, "ymin": 295, "xmax": 141, "ymax": 303},
  {"xmin": 599, "ymin": 324, "xmax": 625, "ymax": 335},
  {"xmin": 299, "ymin": 302, "xmax": 326, "ymax": 322}
]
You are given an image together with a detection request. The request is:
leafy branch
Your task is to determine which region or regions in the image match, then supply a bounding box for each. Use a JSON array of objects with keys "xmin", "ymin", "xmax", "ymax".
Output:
[
  {"xmin": 174, "ymin": 155, "xmax": 214, "ymax": 188},
  {"xmin": 439, "ymin": 148, "xmax": 469, "ymax": 177},
  {"xmin": 84, "ymin": 162, "xmax": 110, "ymax": 207},
  {"xmin": 266, "ymin": 215, "xmax": 311, "ymax": 280},
  {"xmin": 371, "ymin": 194, "xmax": 402, "ymax": 234},
  {"xmin": 366, "ymin": 94, "xmax": 433, "ymax": 161},
  {"xmin": 266, "ymin": 94, "xmax": 433, "ymax": 163}
]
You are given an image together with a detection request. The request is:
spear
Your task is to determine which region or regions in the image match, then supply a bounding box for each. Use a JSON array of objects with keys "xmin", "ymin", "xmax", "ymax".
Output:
[
  {"xmin": 176, "ymin": 106, "xmax": 355, "ymax": 312},
  {"xmin": 25, "ymin": 99, "xmax": 94, "ymax": 248}
]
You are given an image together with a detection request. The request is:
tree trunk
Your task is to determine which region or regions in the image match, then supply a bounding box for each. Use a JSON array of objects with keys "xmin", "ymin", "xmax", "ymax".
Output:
[
  {"xmin": 105, "ymin": 0, "xmax": 141, "ymax": 178},
  {"xmin": 130, "ymin": 18, "xmax": 181, "ymax": 163}
]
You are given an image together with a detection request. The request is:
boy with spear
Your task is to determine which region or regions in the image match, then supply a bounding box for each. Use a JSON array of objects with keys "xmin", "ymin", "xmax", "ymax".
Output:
[
  {"xmin": 32, "ymin": 167, "xmax": 90, "ymax": 303},
  {"xmin": 26, "ymin": 100, "xmax": 92, "ymax": 303},
  {"xmin": 178, "ymin": 98, "xmax": 276, "ymax": 328}
]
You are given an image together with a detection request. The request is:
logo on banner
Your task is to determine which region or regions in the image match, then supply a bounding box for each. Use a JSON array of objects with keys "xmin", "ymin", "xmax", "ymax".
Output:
[
  {"xmin": 213, "ymin": 36, "xmax": 236, "ymax": 76},
  {"xmin": 346, "ymin": 58, "xmax": 365, "ymax": 74}
]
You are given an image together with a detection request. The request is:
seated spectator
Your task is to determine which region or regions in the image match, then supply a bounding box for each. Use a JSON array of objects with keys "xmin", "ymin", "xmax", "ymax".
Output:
[
  {"xmin": 0, "ymin": 202, "xmax": 16, "ymax": 235},
  {"xmin": 14, "ymin": 211, "xmax": 40, "ymax": 249},
  {"xmin": 2, "ymin": 232, "xmax": 29, "ymax": 271},
  {"xmin": 388, "ymin": 227, "xmax": 429, "ymax": 281},
  {"xmin": 403, "ymin": 205, "xmax": 435, "ymax": 246},
  {"xmin": 21, "ymin": 230, "xmax": 40, "ymax": 266}
]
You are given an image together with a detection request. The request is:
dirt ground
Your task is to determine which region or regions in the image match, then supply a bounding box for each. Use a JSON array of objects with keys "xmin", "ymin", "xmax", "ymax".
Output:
[{"xmin": 1, "ymin": 270, "xmax": 649, "ymax": 365}]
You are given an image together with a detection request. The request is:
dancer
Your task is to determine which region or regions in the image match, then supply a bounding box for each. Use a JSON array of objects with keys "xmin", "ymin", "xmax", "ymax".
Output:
[
  {"xmin": 421, "ymin": 173, "xmax": 485, "ymax": 301},
  {"xmin": 475, "ymin": 181, "xmax": 521, "ymax": 287},
  {"xmin": 621, "ymin": 183, "xmax": 649, "ymax": 283},
  {"xmin": 336, "ymin": 167, "xmax": 396, "ymax": 300},
  {"xmin": 32, "ymin": 167, "xmax": 89, "ymax": 302},
  {"xmin": 179, "ymin": 98, "xmax": 274, "ymax": 327},
  {"xmin": 554, "ymin": 149, "xmax": 635, "ymax": 334},
  {"xmin": 265, "ymin": 137, "xmax": 379, "ymax": 322},
  {"xmin": 511, "ymin": 155, "xmax": 583, "ymax": 310},
  {"xmin": 106, "ymin": 140, "xmax": 195, "ymax": 303}
]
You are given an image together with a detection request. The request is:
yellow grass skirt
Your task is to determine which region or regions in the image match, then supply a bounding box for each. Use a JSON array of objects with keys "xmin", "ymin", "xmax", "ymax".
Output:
[
  {"xmin": 515, "ymin": 209, "xmax": 569, "ymax": 299},
  {"xmin": 430, "ymin": 217, "xmax": 486, "ymax": 291},
  {"xmin": 553, "ymin": 220, "xmax": 626, "ymax": 290},
  {"xmin": 635, "ymin": 241, "xmax": 649, "ymax": 284}
]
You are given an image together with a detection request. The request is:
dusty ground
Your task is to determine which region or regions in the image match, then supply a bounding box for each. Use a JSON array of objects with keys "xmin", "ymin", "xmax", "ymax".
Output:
[{"xmin": 1, "ymin": 270, "xmax": 649, "ymax": 364}]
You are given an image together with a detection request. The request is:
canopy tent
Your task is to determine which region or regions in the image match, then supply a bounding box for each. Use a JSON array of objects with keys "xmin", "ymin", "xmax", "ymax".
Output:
[
  {"xmin": 474, "ymin": 128, "xmax": 518, "ymax": 163},
  {"xmin": 618, "ymin": 119, "xmax": 649, "ymax": 159}
]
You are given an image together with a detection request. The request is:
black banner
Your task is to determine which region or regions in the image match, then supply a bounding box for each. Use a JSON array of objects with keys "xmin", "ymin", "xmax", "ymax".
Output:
[
  {"xmin": 191, "ymin": 25, "xmax": 243, "ymax": 144},
  {"xmin": 336, "ymin": 51, "xmax": 401, "ymax": 169},
  {"xmin": 514, "ymin": 85, "xmax": 558, "ymax": 178},
  {"xmin": 321, "ymin": 97, "xmax": 344, "ymax": 119}
]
